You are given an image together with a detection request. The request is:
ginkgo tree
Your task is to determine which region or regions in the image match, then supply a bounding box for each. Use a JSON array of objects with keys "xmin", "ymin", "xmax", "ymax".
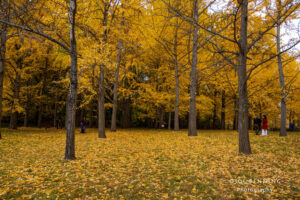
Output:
[{"xmin": 0, "ymin": 0, "xmax": 299, "ymax": 159}]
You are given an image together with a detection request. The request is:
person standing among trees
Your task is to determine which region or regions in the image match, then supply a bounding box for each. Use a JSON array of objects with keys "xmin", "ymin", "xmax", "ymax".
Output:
[
  {"xmin": 262, "ymin": 115, "xmax": 268, "ymax": 136},
  {"xmin": 80, "ymin": 117, "xmax": 87, "ymax": 133},
  {"xmin": 56, "ymin": 119, "xmax": 62, "ymax": 129},
  {"xmin": 254, "ymin": 117, "xmax": 260, "ymax": 135}
]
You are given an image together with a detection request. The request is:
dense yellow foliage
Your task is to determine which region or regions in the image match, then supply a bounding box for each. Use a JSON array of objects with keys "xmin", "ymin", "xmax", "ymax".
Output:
[{"xmin": 0, "ymin": 128, "xmax": 298, "ymax": 199}]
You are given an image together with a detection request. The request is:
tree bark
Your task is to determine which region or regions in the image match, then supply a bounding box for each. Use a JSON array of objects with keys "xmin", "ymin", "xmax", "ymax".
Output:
[
  {"xmin": 212, "ymin": 90, "xmax": 217, "ymax": 129},
  {"xmin": 10, "ymin": 47, "xmax": 22, "ymax": 130},
  {"xmin": 238, "ymin": 0, "xmax": 251, "ymax": 154},
  {"xmin": 98, "ymin": 5, "xmax": 108, "ymax": 138},
  {"xmin": 168, "ymin": 110, "xmax": 171, "ymax": 130},
  {"xmin": 120, "ymin": 97, "xmax": 131, "ymax": 128},
  {"xmin": 37, "ymin": 63, "xmax": 48, "ymax": 128},
  {"xmin": 221, "ymin": 90, "xmax": 225, "ymax": 129},
  {"xmin": 155, "ymin": 108, "xmax": 159, "ymax": 129},
  {"xmin": 10, "ymin": 72, "xmax": 20, "ymax": 129},
  {"xmin": 188, "ymin": 0, "xmax": 198, "ymax": 136},
  {"xmin": 53, "ymin": 93, "xmax": 57, "ymax": 127},
  {"xmin": 98, "ymin": 65, "xmax": 106, "ymax": 138},
  {"xmin": 24, "ymin": 83, "xmax": 30, "ymax": 127},
  {"xmin": 233, "ymin": 95, "xmax": 238, "ymax": 130},
  {"xmin": 65, "ymin": 0, "xmax": 77, "ymax": 160},
  {"xmin": 159, "ymin": 109, "xmax": 164, "ymax": 128},
  {"xmin": 174, "ymin": 24, "xmax": 180, "ymax": 131},
  {"xmin": 0, "ymin": 0, "xmax": 8, "ymax": 139},
  {"xmin": 276, "ymin": 0, "xmax": 287, "ymax": 137},
  {"xmin": 24, "ymin": 111, "xmax": 28, "ymax": 127},
  {"xmin": 111, "ymin": 38, "xmax": 122, "ymax": 132},
  {"xmin": 111, "ymin": 8, "xmax": 124, "ymax": 132}
]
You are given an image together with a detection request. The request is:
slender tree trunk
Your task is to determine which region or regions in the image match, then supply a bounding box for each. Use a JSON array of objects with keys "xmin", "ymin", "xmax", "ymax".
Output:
[
  {"xmin": 37, "ymin": 104, "xmax": 43, "ymax": 127},
  {"xmin": 233, "ymin": 94, "xmax": 238, "ymax": 130},
  {"xmin": 53, "ymin": 93, "xmax": 57, "ymax": 127},
  {"xmin": 24, "ymin": 84, "xmax": 30, "ymax": 127},
  {"xmin": 10, "ymin": 84, "xmax": 19, "ymax": 130},
  {"xmin": 120, "ymin": 98, "xmax": 131, "ymax": 128},
  {"xmin": 10, "ymin": 54, "xmax": 22, "ymax": 130},
  {"xmin": 24, "ymin": 111, "xmax": 28, "ymax": 127},
  {"xmin": 174, "ymin": 25, "xmax": 180, "ymax": 131},
  {"xmin": 155, "ymin": 108, "xmax": 159, "ymax": 129},
  {"xmin": 212, "ymin": 90, "xmax": 217, "ymax": 129},
  {"xmin": 159, "ymin": 109, "xmax": 164, "ymax": 128},
  {"xmin": 98, "ymin": 65, "xmax": 106, "ymax": 138},
  {"xmin": 65, "ymin": 0, "xmax": 77, "ymax": 160},
  {"xmin": 0, "ymin": 0, "xmax": 8, "ymax": 139},
  {"xmin": 221, "ymin": 90, "xmax": 225, "ymax": 129},
  {"xmin": 111, "ymin": 38, "xmax": 122, "ymax": 132},
  {"xmin": 98, "ymin": 6, "xmax": 108, "ymax": 138},
  {"xmin": 188, "ymin": 0, "xmax": 198, "ymax": 136},
  {"xmin": 276, "ymin": 0, "xmax": 287, "ymax": 137},
  {"xmin": 168, "ymin": 110, "xmax": 171, "ymax": 130},
  {"xmin": 111, "ymin": 9, "xmax": 124, "ymax": 132},
  {"xmin": 38, "ymin": 54, "xmax": 49, "ymax": 128},
  {"xmin": 9, "ymin": 112, "xmax": 17, "ymax": 129},
  {"xmin": 238, "ymin": 0, "xmax": 251, "ymax": 154}
]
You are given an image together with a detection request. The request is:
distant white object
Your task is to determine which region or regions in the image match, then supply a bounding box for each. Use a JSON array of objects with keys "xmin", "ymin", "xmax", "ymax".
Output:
[
  {"xmin": 262, "ymin": 129, "xmax": 267, "ymax": 136},
  {"xmin": 161, "ymin": 124, "xmax": 165, "ymax": 128}
]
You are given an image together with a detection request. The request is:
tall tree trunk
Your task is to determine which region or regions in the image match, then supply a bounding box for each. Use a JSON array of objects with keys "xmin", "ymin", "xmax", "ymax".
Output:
[
  {"xmin": 24, "ymin": 83, "xmax": 30, "ymax": 127},
  {"xmin": 111, "ymin": 39, "xmax": 122, "ymax": 132},
  {"xmin": 238, "ymin": 0, "xmax": 251, "ymax": 154},
  {"xmin": 168, "ymin": 110, "xmax": 171, "ymax": 130},
  {"xmin": 10, "ymin": 76, "xmax": 20, "ymax": 130},
  {"xmin": 120, "ymin": 97, "xmax": 131, "ymax": 128},
  {"xmin": 276, "ymin": 0, "xmax": 287, "ymax": 137},
  {"xmin": 10, "ymin": 52, "xmax": 22, "ymax": 130},
  {"xmin": 188, "ymin": 0, "xmax": 198, "ymax": 136},
  {"xmin": 155, "ymin": 108, "xmax": 159, "ymax": 129},
  {"xmin": 37, "ymin": 55, "xmax": 49, "ymax": 128},
  {"xmin": 212, "ymin": 90, "xmax": 217, "ymax": 129},
  {"xmin": 53, "ymin": 93, "xmax": 57, "ymax": 127},
  {"xmin": 98, "ymin": 65, "xmax": 106, "ymax": 138},
  {"xmin": 111, "ymin": 9, "xmax": 124, "ymax": 132},
  {"xmin": 159, "ymin": 109, "xmax": 164, "ymax": 128},
  {"xmin": 233, "ymin": 95, "xmax": 238, "ymax": 130},
  {"xmin": 37, "ymin": 104, "xmax": 43, "ymax": 127},
  {"xmin": 221, "ymin": 90, "xmax": 225, "ymax": 129},
  {"xmin": 0, "ymin": 0, "xmax": 8, "ymax": 139},
  {"xmin": 174, "ymin": 24, "xmax": 180, "ymax": 131},
  {"xmin": 24, "ymin": 112, "xmax": 28, "ymax": 127},
  {"xmin": 98, "ymin": 5, "xmax": 108, "ymax": 138},
  {"xmin": 65, "ymin": 0, "xmax": 77, "ymax": 160},
  {"xmin": 24, "ymin": 106, "xmax": 29, "ymax": 127},
  {"xmin": 9, "ymin": 112, "xmax": 17, "ymax": 129}
]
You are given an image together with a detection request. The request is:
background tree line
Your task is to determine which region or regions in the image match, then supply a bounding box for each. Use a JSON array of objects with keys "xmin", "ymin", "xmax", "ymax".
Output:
[{"xmin": 0, "ymin": 0, "xmax": 299, "ymax": 158}]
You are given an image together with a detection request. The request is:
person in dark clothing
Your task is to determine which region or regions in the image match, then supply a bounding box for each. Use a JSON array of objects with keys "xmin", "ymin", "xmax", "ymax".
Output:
[
  {"xmin": 257, "ymin": 117, "xmax": 261, "ymax": 134},
  {"xmin": 289, "ymin": 122, "xmax": 295, "ymax": 131},
  {"xmin": 80, "ymin": 117, "xmax": 87, "ymax": 133},
  {"xmin": 56, "ymin": 119, "xmax": 62, "ymax": 129},
  {"xmin": 253, "ymin": 117, "xmax": 262, "ymax": 135},
  {"xmin": 262, "ymin": 115, "xmax": 268, "ymax": 136}
]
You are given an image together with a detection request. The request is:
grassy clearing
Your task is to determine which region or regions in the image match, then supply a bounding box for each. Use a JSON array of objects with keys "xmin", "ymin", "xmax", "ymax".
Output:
[{"xmin": 0, "ymin": 128, "xmax": 298, "ymax": 199}]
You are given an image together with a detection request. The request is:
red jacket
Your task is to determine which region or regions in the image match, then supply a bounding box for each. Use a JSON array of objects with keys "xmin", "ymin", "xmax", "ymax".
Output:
[{"xmin": 262, "ymin": 118, "xmax": 268, "ymax": 129}]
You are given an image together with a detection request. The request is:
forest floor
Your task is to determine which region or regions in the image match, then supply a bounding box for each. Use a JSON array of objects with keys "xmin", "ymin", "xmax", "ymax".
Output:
[{"xmin": 0, "ymin": 128, "xmax": 298, "ymax": 199}]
